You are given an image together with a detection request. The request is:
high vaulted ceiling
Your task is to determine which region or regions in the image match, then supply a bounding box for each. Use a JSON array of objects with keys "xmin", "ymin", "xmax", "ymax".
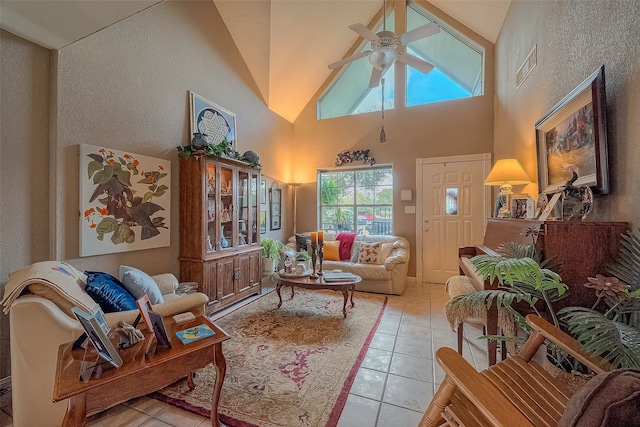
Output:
[{"xmin": 0, "ymin": 0, "xmax": 511, "ymax": 123}]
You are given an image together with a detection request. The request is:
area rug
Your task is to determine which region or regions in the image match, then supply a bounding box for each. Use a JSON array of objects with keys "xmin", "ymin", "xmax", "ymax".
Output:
[{"xmin": 152, "ymin": 288, "xmax": 387, "ymax": 427}]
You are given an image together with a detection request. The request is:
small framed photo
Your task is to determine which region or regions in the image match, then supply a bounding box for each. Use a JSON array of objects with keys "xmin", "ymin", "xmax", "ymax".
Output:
[
  {"xmin": 270, "ymin": 187, "xmax": 282, "ymax": 230},
  {"xmin": 510, "ymin": 194, "xmax": 534, "ymax": 219},
  {"xmin": 260, "ymin": 180, "xmax": 267, "ymax": 205},
  {"xmin": 72, "ymin": 307, "xmax": 123, "ymax": 368}
]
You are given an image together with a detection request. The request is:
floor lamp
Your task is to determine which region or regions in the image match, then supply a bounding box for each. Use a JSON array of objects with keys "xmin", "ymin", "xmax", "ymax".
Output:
[{"xmin": 289, "ymin": 183, "xmax": 302, "ymax": 235}]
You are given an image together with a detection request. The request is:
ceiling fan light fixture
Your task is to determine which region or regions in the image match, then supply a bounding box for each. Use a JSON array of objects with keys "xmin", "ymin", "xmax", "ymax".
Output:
[{"xmin": 369, "ymin": 47, "xmax": 398, "ymax": 71}]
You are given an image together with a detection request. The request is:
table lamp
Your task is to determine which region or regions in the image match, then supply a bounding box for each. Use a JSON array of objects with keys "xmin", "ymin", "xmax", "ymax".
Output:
[{"xmin": 484, "ymin": 159, "xmax": 531, "ymax": 218}]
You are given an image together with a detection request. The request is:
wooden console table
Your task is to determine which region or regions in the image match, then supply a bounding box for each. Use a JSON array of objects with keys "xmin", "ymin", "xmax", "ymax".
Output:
[{"xmin": 53, "ymin": 315, "xmax": 229, "ymax": 426}]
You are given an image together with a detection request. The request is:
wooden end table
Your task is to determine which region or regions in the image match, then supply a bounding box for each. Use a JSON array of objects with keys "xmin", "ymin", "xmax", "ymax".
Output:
[
  {"xmin": 276, "ymin": 273, "xmax": 362, "ymax": 317},
  {"xmin": 53, "ymin": 315, "xmax": 229, "ymax": 426}
]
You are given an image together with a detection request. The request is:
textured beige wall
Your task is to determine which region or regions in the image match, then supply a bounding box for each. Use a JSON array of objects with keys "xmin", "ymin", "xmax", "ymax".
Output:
[
  {"xmin": 0, "ymin": 30, "xmax": 51, "ymax": 379},
  {"xmin": 494, "ymin": 0, "xmax": 640, "ymax": 228},
  {"xmin": 292, "ymin": 4, "xmax": 496, "ymax": 277},
  {"xmin": 0, "ymin": 1, "xmax": 292, "ymax": 380},
  {"xmin": 51, "ymin": 1, "xmax": 293, "ymax": 275}
]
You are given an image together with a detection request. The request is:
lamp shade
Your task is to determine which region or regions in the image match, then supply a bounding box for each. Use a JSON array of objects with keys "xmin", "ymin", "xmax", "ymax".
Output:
[{"xmin": 484, "ymin": 159, "xmax": 531, "ymax": 187}]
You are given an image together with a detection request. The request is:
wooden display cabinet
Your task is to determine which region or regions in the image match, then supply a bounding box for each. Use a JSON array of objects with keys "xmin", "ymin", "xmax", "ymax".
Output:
[{"xmin": 179, "ymin": 155, "xmax": 262, "ymax": 314}]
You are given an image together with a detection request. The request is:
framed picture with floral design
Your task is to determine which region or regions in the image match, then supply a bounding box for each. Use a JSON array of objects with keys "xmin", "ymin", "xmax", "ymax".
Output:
[{"xmin": 79, "ymin": 144, "xmax": 170, "ymax": 256}]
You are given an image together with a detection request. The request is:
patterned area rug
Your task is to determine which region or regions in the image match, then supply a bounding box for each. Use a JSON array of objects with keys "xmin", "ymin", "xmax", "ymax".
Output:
[{"xmin": 152, "ymin": 288, "xmax": 387, "ymax": 427}]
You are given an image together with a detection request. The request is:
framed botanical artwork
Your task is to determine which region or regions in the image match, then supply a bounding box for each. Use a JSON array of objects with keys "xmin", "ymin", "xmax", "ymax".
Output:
[
  {"xmin": 535, "ymin": 66, "xmax": 609, "ymax": 194},
  {"xmin": 270, "ymin": 187, "xmax": 282, "ymax": 230},
  {"xmin": 79, "ymin": 144, "xmax": 171, "ymax": 257},
  {"xmin": 189, "ymin": 91, "xmax": 236, "ymax": 149},
  {"xmin": 260, "ymin": 210, "xmax": 267, "ymax": 234}
]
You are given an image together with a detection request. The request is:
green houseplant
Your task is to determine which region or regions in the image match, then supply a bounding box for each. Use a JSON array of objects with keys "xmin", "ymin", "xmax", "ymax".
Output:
[
  {"xmin": 450, "ymin": 229, "xmax": 640, "ymax": 370},
  {"xmin": 447, "ymin": 236, "xmax": 574, "ymax": 369},
  {"xmin": 260, "ymin": 238, "xmax": 283, "ymax": 274},
  {"xmin": 295, "ymin": 250, "xmax": 312, "ymax": 271}
]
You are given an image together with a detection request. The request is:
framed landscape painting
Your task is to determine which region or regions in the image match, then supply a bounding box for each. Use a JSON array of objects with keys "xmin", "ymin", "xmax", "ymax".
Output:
[
  {"xmin": 189, "ymin": 91, "xmax": 236, "ymax": 149},
  {"xmin": 535, "ymin": 66, "xmax": 609, "ymax": 194},
  {"xmin": 79, "ymin": 144, "xmax": 171, "ymax": 256}
]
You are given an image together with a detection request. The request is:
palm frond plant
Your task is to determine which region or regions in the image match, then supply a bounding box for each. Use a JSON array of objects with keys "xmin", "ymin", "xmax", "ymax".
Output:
[
  {"xmin": 449, "ymin": 254, "xmax": 567, "ymax": 350},
  {"xmin": 559, "ymin": 229, "xmax": 640, "ymax": 369}
]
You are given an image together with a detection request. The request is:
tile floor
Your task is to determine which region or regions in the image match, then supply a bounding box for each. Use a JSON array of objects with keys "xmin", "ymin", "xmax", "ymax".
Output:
[{"xmin": 0, "ymin": 281, "xmax": 491, "ymax": 427}]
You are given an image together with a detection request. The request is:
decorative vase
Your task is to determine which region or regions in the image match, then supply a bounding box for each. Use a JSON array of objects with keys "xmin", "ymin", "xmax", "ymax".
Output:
[
  {"xmin": 191, "ymin": 132, "xmax": 208, "ymax": 149},
  {"xmin": 220, "ymin": 227, "xmax": 230, "ymax": 249}
]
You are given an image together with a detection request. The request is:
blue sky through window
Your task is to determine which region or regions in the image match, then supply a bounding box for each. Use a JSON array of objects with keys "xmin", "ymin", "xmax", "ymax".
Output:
[{"xmin": 407, "ymin": 67, "xmax": 470, "ymax": 106}]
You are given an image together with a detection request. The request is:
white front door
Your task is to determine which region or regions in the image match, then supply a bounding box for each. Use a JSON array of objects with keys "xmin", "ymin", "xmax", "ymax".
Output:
[{"xmin": 416, "ymin": 154, "xmax": 491, "ymax": 284}]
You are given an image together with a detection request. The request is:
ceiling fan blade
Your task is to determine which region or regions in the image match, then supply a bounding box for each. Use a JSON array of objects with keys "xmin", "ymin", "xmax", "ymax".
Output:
[
  {"xmin": 369, "ymin": 67, "xmax": 383, "ymax": 88},
  {"xmin": 399, "ymin": 22, "xmax": 440, "ymax": 45},
  {"xmin": 328, "ymin": 51, "xmax": 371, "ymax": 69},
  {"xmin": 397, "ymin": 53, "xmax": 435, "ymax": 75},
  {"xmin": 349, "ymin": 23, "xmax": 380, "ymax": 42}
]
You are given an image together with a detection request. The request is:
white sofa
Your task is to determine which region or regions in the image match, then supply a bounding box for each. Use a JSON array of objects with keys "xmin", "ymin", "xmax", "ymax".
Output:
[
  {"xmin": 288, "ymin": 233, "xmax": 409, "ymax": 295},
  {"xmin": 2, "ymin": 261, "xmax": 208, "ymax": 427}
]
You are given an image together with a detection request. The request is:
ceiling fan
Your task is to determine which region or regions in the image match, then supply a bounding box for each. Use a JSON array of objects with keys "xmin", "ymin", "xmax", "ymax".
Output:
[{"xmin": 328, "ymin": 21, "xmax": 440, "ymax": 88}]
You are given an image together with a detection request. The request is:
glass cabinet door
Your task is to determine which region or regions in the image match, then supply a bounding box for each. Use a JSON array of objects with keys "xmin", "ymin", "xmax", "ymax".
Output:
[
  {"xmin": 238, "ymin": 171, "xmax": 249, "ymax": 247},
  {"xmin": 250, "ymin": 173, "xmax": 259, "ymax": 245},
  {"xmin": 206, "ymin": 163, "xmax": 217, "ymax": 253},
  {"xmin": 219, "ymin": 166, "xmax": 234, "ymax": 250}
]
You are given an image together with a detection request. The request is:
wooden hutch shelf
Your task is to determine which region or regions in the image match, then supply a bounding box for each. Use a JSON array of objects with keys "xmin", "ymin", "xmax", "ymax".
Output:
[{"xmin": 179, "ymin": 155, "xmax": 262, "ymax": 314}]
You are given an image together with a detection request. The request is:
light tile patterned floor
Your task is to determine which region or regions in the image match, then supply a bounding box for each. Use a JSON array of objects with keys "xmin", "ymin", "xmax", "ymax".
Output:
[{"xmin": 0, "ymin": 282, "xmax": 490, "ymax": 427}]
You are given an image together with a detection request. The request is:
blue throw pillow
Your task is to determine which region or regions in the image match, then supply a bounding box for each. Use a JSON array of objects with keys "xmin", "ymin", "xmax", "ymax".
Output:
[
  {"xmin": 119, "ymin": 265, "xmax": 164, "ymax": 304},
  {"xmin": 84, "ymin": 271, "xmax": 138, "ymax": 313}
]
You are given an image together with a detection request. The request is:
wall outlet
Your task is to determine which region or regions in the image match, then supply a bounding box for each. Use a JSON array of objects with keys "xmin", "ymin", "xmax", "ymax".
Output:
[{"xmin": 405, "ymin": 206, "xmax": 416, "ymax": 214}]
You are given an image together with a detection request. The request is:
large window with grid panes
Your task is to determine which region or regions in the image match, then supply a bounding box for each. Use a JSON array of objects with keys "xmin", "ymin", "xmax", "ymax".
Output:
[{"xmin": 318, "ymin": 166, "xmax": 393, "ymax": 235}]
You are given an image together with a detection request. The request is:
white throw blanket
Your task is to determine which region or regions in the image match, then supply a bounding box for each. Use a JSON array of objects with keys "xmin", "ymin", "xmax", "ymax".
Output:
[{"xmin": 1, "ymin": 261, "xmax": 95, "ymax": 315}]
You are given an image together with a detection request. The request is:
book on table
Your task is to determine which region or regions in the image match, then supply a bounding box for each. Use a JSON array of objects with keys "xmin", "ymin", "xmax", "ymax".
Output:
[
  {"xmin": 323, "ymin": 272, "xmax": 356, "ymax": 282},
  {"xmin": 176, "ymin": 324, "xmax": 215, "ymax": 344}
]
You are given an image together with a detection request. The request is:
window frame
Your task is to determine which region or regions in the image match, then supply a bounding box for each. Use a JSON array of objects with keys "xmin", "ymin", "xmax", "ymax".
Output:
[
  {"xmin": 317, "ymin": 0, "xmax": 486, "ymax": 120},
  {"xmin": 317, "ymin": 164, "xmax": 394, "ymax": 235}
]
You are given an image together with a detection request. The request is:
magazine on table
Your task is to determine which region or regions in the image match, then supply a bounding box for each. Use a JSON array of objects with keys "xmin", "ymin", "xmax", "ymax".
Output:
[{"xmin": 323, "ymin": 272, "xmax": 356, "ymax": 282}]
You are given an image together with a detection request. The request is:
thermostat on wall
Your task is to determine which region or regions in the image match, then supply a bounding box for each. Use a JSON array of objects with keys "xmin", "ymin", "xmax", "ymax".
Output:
[{"xmin": 400, "ymin": 189, "xmax": 412, "ymax": 201}]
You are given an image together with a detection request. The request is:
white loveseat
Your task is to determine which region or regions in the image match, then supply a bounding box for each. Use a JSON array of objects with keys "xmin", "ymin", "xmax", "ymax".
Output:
[
  {"xmin": 288, "ymin": 233, "xmax": 409, "ymax": 295},
  {"xmin": 2, "ymin": 261, "xmax": 208, "ymax": 427}
]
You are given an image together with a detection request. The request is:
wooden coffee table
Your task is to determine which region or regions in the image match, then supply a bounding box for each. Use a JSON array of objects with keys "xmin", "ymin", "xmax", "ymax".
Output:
[
  {"xmin": 53, "ymin": 315, "xmax": 229, "ymax": 426},
  {"xmin": 276, "ymin": 273, "xmax": 362, "ymax": 317}
]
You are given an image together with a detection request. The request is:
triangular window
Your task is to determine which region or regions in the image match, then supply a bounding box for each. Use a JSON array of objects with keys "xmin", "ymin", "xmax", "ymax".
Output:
[{"xmin": 317, "ymin": 3, "xmax": 483, "ymax": 120}]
